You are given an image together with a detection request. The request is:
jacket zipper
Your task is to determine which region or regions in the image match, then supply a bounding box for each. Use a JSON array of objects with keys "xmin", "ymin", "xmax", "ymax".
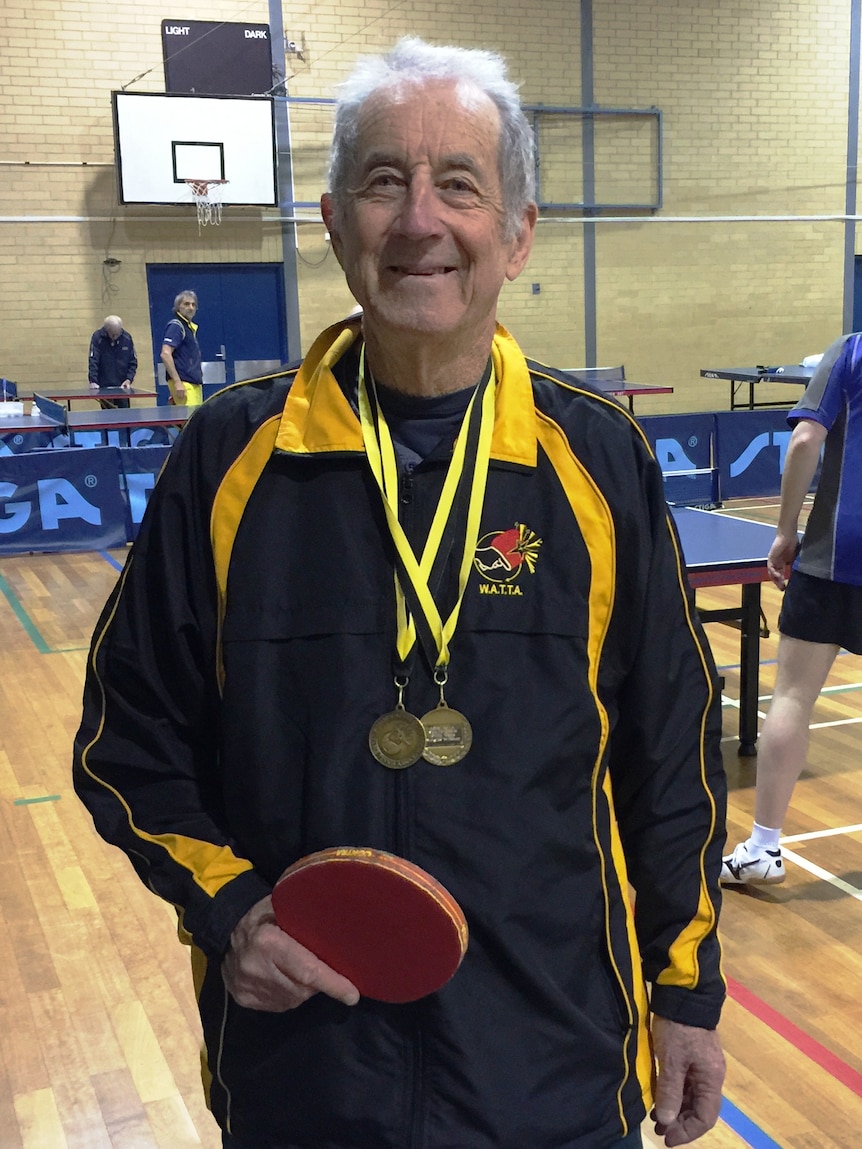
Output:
[{"xmin": 395, "ymin": 459, "xmax": 425, "ymax": 1148}]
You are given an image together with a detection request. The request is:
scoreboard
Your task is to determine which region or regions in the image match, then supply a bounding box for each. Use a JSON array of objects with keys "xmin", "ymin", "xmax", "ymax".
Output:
[{"xmin": 161, "ymin": 19, "xmax": 273, "ymax": 96}]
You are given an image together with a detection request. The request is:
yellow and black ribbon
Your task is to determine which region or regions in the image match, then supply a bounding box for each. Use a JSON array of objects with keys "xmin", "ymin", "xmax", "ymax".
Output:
[{"xmin": 358, "ymin": 346, "xmax": 496, "ymax": 680}]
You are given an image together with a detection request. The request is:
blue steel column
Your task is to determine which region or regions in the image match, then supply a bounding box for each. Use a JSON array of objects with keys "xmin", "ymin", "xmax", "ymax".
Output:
[
  {"xmin": 844, "ymin": 0, "xmax": 861, "ymax": 333},
  {"xmin": 269, "ymin": 1, "xmax": 303, "ymax": 363},
  {"xmin": 580, "ymin": 0, "xmax": 597, "ymax": 367}
]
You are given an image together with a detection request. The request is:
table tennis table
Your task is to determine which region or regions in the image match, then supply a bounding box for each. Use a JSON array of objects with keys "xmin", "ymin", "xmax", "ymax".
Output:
[
  {"xmin": 0, "ymin": 395, "xmax": 193, "ymax": 443},
  {"xmin": 672, "ymin": 505, "xmax": 779, "ymax": 755},
  {"xmin": 603, "ymin": 381, "xmax": 674, "ymax": 412},
  {"xmin": 15, "ymin": 386, "xmax": 158, "ymax": 409},
  {"xmin": 699, "ymin": 365, "xmax": 813, "ymax": 410},
  {"xmin": 562, "ymin": 366, "xmax": 673, "ymax": 412}
]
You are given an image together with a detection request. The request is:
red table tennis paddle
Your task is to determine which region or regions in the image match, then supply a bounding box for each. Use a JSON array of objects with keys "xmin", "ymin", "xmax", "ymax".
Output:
[{"xmin": 271, "ymin": 846, "xmax": 469, "ymax": 1003}]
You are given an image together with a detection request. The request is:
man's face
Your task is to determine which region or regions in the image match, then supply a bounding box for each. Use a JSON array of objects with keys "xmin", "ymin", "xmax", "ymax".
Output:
[
  {"xmin": 177, "ymin": 297, "xmax": 197, "ymax": 321},
  {"xmin": 322, "ymin": 81, "xmax": 535, "ymax": 351}
]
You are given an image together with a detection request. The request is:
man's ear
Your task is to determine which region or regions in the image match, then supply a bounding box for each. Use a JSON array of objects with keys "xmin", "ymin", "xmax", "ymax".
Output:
[
  {"xmin": 320, "ymin": 194, "xmax": 344, "ymax": 266},
  {"xmin": 505, "ymin": 202, "xmax": 538, "ymax": 282}
]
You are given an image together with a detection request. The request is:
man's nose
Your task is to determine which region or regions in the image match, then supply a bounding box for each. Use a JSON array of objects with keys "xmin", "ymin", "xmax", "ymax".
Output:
[{"xmin": 395, "ymin": 176, "xmax": 442, "ymax": 237}]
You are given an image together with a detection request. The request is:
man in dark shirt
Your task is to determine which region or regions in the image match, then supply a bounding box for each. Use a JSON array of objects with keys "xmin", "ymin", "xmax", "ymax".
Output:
[
  {"xmin": 88, "ymin": 315, "xmax": 137, "ymax": 409},
  {"xmin": 160, "ymin": 291, "xmax": 203, "ymax": 406}
]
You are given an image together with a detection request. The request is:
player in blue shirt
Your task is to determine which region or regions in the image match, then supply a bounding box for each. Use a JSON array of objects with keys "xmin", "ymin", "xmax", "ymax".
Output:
[
  {"xmin": 722, "ymin": 333, "xmax": 862, "ymax": 885},
  {"xmin": 160, "ymin": 290, "xmax": 203, "ymax": 406}
]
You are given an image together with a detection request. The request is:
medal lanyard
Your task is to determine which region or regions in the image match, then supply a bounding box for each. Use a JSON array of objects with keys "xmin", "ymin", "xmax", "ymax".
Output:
[{"xmin": 358, "ymin": 346, "xmax": 496, "ymax": 673}]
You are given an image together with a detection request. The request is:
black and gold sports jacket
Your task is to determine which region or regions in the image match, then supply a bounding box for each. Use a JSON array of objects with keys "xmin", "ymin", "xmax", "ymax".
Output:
[{"xmin": 73, "ymin": 319, "xmax": 726, "ymax": 1149}]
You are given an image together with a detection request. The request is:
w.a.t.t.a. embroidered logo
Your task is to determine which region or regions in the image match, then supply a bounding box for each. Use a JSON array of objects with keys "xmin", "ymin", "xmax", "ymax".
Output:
[{"xmin": 473, "ymin": 523, "xmax": 542, "ymax": 596}]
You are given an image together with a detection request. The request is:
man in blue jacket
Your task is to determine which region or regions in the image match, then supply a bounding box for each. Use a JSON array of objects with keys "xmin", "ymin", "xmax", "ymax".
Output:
[
  {"xmin": 88, "ymin": 315, "xmax": 137, "ymax": 409},
  {"xmin": 160, "ymin": 290, "xmax": 203, "ymax": 405},
  {"xmin": 74, "ymin": 37, "xmax": 726, "ymax": 1149}
]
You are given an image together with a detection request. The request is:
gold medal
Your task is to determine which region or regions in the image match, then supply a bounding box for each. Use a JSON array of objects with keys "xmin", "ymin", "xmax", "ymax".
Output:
[
  {"xmin": 369, "ymin": 708, "xmax": 426, "ymax": 769},
  {"xmin": 420, "ymin": 703, "xmax": 473, "ymax": 766}
]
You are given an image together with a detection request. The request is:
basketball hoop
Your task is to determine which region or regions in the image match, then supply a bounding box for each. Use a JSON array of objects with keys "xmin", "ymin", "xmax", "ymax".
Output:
[{"xmin": 183, "ymin": 178, "xmax": 228, "ymax": 230}]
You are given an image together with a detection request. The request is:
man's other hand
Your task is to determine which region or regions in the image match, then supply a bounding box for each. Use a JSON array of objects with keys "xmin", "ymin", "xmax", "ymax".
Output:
[
  {"xmin": 766, "ymin": 530, "xmax": 798, "ymax": 590},
  {"xmin": 651, "ymin": 1016, "xmax": 725, "ymax": 1146},
  {"xmin": 222, "ymin": 895, "xmax": 360, "ymax": 1012}
]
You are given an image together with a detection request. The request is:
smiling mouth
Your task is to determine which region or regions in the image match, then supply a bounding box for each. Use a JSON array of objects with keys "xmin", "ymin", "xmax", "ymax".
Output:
[{"xmin": 391, "ymin": 266, "xmax": 457, "ymax": 276}]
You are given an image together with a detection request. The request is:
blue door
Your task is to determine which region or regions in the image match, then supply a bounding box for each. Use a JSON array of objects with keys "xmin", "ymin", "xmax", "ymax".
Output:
[{"xmin": 146, "ymin": 262, "xmax": 289, "ymax": 388}]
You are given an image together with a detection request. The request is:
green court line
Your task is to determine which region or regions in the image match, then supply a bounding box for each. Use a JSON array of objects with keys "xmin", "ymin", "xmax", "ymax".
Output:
[
  {"xmin": 0, "ymin": 572, "xmax": 50, "ymax": 653},
  {"xmin": 0, "ymin": 573, "xmax": 90, "ymax": 654},
  {"xmin": 0, "ymin": 551, "xmax": 119, "ymax": 654},
  {"xmin": 14, "ymin": 795, "xmax": 61, "ymax": 805}
]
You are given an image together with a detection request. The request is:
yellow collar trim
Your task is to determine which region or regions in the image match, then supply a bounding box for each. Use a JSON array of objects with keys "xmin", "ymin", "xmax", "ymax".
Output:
[{"xmin": 274, "ymin": 318, "xmax": 537, "ymax": 468}]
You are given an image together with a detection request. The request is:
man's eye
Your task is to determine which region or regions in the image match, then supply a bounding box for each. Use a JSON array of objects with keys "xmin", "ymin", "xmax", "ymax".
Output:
[
  {"xmin": 368, "ymin": 172, "xmax": 402, "ymax": 188},
  {"xmin": 442, "ymin": 177, "xmax": 478, "ymax": 194}
]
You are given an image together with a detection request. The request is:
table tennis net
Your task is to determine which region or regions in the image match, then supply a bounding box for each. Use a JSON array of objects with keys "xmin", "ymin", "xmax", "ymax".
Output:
[
  {"xmin": 663, "ymin": 467, "xmax": 719, "ymax": 510},
  {"xmin": 562, "ymin": 365, "xmax": 626, "ymax": 386},
  {"xmin": 32, "ymin": 394, "xmax": 68, "ymax": 426}
]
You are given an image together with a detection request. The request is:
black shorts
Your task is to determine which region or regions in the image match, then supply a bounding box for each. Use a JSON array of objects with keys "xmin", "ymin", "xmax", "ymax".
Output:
[{"xmin": 779, "ymin": 568, "xmax": 862, "ymax": 654}]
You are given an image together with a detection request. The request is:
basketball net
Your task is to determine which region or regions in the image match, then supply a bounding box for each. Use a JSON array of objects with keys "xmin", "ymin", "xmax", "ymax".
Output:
[{"xmin": 184, "ymin": 179, "xmax": 228, "ymax": 230}]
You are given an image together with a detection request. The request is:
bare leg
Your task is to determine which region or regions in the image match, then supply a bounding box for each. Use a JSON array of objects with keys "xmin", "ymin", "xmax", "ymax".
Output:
[{"xmin": 753, "ymin": 634, "xmax": 839, "ymax": 830}]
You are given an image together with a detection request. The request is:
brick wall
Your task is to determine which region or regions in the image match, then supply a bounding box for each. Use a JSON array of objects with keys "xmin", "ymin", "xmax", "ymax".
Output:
[{"xmin": 0, "ymin": 0, "xmax": 851, "ymax": 411}]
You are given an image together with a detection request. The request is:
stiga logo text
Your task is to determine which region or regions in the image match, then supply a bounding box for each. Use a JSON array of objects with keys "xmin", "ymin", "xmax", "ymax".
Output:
[{"xmin": 0, "ymin": 479, "xmax": 103, "ymax": 533}]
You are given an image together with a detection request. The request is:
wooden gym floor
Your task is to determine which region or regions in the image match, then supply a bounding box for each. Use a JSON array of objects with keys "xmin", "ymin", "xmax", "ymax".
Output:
[{"xmin": 0, "ymin": 497, "xmax": 860, "ymax": 1148}]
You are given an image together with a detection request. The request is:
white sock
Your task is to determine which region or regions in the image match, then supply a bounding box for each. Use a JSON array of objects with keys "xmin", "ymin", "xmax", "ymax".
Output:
[{"xmin": 749, "ymin": 822, "xmax": 781, "ymax": 851}]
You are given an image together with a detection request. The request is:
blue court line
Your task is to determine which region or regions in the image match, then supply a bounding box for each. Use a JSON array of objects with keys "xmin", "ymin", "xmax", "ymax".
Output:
[
  {"xmin": 99, "ymin": 549, "xmax": 125, "ymax": 572},
  {"xmin": 720, "ymin": 1096, "xmax": 784, "ymax": 1148},
  {"xmin": 716, "ymin": 647, "xmax": 856, "ymax": 677},
  {"xmin": 14, "ymin": 795, "xmax": 61, "ymax": 806}
]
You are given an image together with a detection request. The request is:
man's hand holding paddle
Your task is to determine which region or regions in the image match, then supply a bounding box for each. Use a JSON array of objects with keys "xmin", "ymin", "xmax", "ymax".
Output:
[
  {"xmin": 222, "ymin": 847, "xmax": 468, "ymax": 1010},
  {"xmin": 222, "ymin": 896, "xmax": 361, "ymax": 1012}
]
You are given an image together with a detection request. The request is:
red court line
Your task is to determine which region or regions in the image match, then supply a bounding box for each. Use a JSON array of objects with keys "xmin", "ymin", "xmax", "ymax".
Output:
[{"xmin": 727, "ymin": 975, "xmax": 862, "ymax": 1098}]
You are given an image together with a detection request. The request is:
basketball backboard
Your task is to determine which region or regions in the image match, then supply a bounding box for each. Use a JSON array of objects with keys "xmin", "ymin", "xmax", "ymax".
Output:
[{"xmin": 112, "ymin": 91, "xmax": 278, "ymax": 207}]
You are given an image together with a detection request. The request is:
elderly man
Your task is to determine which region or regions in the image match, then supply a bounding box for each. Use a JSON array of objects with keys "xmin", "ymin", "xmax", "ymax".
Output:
[
  {"xmin": 74, "ymin": 38, "xmax": 726, "ymax": 1149},
  {"xmin": 160, "ymin": 289, "xmax": 203, "ymax": 405},
  {"xmin": 87, "ymin": 314, "xmax": 137, "ymax": 408}
]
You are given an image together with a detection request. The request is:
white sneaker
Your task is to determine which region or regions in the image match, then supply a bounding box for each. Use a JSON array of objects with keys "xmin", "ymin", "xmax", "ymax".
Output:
[{"xmin": 720, "ymin": 840, "xmax": 785, "ymax": 885}]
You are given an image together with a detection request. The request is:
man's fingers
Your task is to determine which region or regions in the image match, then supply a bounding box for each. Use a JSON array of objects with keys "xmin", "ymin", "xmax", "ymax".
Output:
[
  {"xmin": 653, "ymin": 1079, "xmax": 683, "ymax": 1129},
  {"xmin": 657, "ymin": 1104, "xmax": 721, "ymax": 1147},
  {"xmin": 223, "ymin": 900, "xmax": 360, "ymax": 1012},
  {"xmin": 276, "ymin": 944, "xmax": 360, "ymax": 1008},
  {"xmin": 651, "ymin": 1017, "xmax": 725, "ymax": 1145}
]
